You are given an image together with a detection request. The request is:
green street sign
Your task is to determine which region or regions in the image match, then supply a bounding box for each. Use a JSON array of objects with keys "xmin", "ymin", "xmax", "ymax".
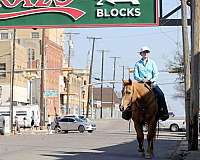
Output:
[{"xmin": 0, "ymin": 0, "xmax": 158, "ymax": 28}]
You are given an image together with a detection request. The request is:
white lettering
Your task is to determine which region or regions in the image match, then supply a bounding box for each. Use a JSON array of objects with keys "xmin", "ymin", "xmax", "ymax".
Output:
[
  {"xmin": 96, "ymin": 9, "xmax": 104, "ymax": 17},
  {"xmin": 96, "ymin": 8, "xmax": 141, "ymax": 18},
  {"xmin": 134, "ymin": 8, "xmax": 141, "ymax": 17},
  {"xmin": 110, "ymin": 8, "xmax": 118, "ymax": 17},
  {"xmin": 126, "ymin": 8, "xmax": 135, "ymax": 16},
  {"xmin": 119, "ymin": 8, "xmax": 127, "ymax": 17},
  {"xmin": 104, "ymin": 9, "xmax": 110, "ymax": 17},
  {"xmin": 96, "ymin": 0, "xmax": 104, "ymax": 6}
]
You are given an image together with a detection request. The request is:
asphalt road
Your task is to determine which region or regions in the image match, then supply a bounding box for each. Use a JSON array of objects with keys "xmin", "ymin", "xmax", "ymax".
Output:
[{"xmin": 0, "ymin": 119, "xmax": 186, "ymax": 160}]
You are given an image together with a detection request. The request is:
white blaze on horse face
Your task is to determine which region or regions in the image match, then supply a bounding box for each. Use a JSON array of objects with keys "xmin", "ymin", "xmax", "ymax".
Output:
[{"xmin": 121, "ymin": 85, "xmax": 133, "ymax": 110}]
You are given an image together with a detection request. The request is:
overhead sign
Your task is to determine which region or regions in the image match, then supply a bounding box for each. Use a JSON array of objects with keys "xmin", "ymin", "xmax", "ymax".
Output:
[{"xmin": 0, "ymin": 0, "xmax": 158, "ymax": 28}]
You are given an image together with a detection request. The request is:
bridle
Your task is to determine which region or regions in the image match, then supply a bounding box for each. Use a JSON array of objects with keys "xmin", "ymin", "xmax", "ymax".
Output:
[
  {"xmin": 121, "ymin": 84, "xmax": 134, "ymax": 111},
  {"xmin": 122, "ymin": 81, "xmax": 153, "ymax": 112}
]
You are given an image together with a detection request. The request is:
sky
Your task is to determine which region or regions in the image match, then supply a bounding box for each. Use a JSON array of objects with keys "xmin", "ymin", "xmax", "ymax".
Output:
[{"xmin": 64, "ymin": 0, "xmax": 187, "ymax": 116}]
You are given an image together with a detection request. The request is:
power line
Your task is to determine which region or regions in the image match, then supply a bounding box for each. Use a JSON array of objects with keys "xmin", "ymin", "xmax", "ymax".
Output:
[{"xmin": 74, "ymin": 29, "xmax": 180, "ymax": 40}]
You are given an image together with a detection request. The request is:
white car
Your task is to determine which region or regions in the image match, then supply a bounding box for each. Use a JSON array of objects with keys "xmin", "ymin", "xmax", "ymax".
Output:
[
  {"xmin": 58, "ymin": 117, "xmax": 96, "ymax": 133},
  {"xmin": 143, "ymin": 112, "xmax": 186, "ymax": 132},
  {"xmin": 159, "ymin": 116, "xmax": 186, "ymax": 132}
]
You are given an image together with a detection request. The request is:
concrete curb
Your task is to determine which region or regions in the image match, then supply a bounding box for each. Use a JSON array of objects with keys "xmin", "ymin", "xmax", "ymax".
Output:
[{"xmin": 171, "ymin": 140, "xmax": 200, "ymax": 160}]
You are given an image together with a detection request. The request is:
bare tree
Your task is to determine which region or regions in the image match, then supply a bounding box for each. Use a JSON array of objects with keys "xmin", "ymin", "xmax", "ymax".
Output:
[{"xmin": 166, "ymin": 50, "xmax": 185, "ymax": 97}]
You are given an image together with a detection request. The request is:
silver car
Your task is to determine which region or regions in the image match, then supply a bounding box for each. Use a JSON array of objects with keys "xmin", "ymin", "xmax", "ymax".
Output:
[{"xmin": 58, "ymin": 117, "xmax": 96, "ymax": 133}]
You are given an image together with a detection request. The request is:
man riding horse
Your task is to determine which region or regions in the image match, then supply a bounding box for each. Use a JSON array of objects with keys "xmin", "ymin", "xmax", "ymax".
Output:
[{"xmin": 134, "ymin": 46, "xmax": 169, "ymax": 121}]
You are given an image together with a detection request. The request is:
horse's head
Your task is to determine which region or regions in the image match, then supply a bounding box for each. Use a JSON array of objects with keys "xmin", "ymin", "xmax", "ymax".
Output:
[{"xmin": 119, "ymin": 79, "xmax": 136, "ymax": 112}]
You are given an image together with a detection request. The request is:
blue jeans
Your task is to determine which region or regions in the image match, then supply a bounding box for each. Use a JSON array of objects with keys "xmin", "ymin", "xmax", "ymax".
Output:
[{"xmin": 152, "ymin": 85, "xmax": 168, "ymax": 114}]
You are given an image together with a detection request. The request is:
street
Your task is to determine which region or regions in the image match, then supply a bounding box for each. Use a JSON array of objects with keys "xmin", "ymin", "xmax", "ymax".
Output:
[{"xmin": 0, "ymin": 119, "xmax": 186, "ymax": 160}]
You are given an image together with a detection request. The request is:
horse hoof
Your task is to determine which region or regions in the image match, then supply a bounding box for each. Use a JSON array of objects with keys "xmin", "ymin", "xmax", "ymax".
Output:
[{"xmin": 145, "ymin": 153, "xmax": 152, "ymax": 159}]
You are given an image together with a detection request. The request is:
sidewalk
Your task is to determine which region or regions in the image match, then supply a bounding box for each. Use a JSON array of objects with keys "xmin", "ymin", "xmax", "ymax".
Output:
[
  {"xmin": 172, "ymin": 139, "xmax": 200, "ymax": 160},
  {"xmin": 14, "ymin": 128, "xmax": 48, "ymax": 135}
]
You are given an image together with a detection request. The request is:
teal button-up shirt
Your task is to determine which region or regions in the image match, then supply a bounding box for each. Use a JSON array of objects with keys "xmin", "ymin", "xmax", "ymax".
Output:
[{"xmin": 134, "ymin": 58, "xmax": 158, "ymax": 82}]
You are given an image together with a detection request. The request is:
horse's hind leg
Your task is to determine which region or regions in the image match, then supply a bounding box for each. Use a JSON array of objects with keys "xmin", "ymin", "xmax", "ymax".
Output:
[{"xmin": 134, "ymin": 122, "xmax": 144, "ymax": 152}]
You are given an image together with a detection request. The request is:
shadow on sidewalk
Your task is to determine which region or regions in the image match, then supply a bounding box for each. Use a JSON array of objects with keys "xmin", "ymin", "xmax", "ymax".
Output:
[{"xmin": 39, "ymin": 139, "xmax": 180, "ymax": 160}]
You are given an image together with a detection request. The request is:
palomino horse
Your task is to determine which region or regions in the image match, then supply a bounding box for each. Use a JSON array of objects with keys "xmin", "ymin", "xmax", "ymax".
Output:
[{"xmin": 119, "ymin": 79, "xmax": 159, "ymax": 159}]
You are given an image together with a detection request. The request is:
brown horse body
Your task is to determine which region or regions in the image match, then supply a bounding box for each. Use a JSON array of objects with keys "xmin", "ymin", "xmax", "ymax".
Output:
[{"xmin": 120, "ymin": 80, "xmax": 159, "ymax": 159}]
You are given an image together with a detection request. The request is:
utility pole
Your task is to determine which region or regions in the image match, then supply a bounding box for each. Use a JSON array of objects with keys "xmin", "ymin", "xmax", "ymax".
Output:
[
  {"xmin": 10, "ymin": 28, "xmax": 16, "ymax": 133},
  {"xmin": 86, "ymin": 37, "xmax": 101, "ymax": 118},
  {"xmin": 127, "ymin": 67, "xmax": 134, "ymax": 79},
  {"xmin": 40, "ymin": 29, "xmax": 45, "ymax": 128},
  {"xmin": 181, "ymin": 0, "xmax": 191, "ymax": 142},
  {"xmin": 120, "ymin": 65, "xmax": 126, "ymax": 80},
  {"xmin": 97, "ymin": 50, "xmax": 109, "ymax": 119},
  {"xmin": 189, "ymin": 0, "xmax": 199, "ymax": 151},
  {"xmin": 110, "ymin": 56, "xmax": 120, "ymax": 118},
  {"xmin": 64, "ymin": 32, "xmax": 79, "ymax": 115}
]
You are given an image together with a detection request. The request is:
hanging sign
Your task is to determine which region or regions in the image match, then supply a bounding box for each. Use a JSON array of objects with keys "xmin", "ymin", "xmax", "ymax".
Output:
[{"xmin": 0, "ymin": 0, "xmax": 158, "ymax": 28}]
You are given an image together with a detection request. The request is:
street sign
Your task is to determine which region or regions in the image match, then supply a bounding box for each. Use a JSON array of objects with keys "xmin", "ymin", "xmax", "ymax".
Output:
[
  {"xmin": 0, "ymin": 0, "xmax": 158, "ymax": 28},
  {"xmin": 43, "ymin": 90, "xmax": 58, "ymax": 97}
]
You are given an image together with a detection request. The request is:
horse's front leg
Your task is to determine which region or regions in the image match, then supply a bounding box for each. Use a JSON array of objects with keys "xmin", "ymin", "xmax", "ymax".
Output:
[
  {"xmin": 145, "ymin": 120, "xmax": 157, "ymax": 159},
  {"xmin": 134, "ymin": 122, "xmax": 144, "ymax": 152}
]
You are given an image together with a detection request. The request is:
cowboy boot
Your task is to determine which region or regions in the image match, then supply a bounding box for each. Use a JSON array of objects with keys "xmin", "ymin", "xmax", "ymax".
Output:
[{"xmin": 159, "ymin": 107, "xmax": 169, "ymax": 121}]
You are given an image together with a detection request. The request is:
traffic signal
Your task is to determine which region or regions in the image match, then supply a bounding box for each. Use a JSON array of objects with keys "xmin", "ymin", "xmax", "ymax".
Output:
[{"xmin": 63, "ymin": 76, "xmax": 67, "ymax": 83}]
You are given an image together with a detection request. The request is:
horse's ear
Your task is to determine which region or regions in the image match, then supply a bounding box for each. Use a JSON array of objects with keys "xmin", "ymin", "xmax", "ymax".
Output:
[
  {"xmin": 128, "ymin": 79, "xmax": 132, "ymax": 85},
  {"xmin": 122, "ymin": 80, "xmax": 127, "ymax": 85},
  {"xmin": 123, "ymin": 79, "xmax": 132, "ymax": 85}
]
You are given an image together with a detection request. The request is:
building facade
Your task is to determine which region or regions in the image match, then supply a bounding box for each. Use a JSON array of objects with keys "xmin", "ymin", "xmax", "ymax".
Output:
[
  {"xmin": 45, "ymin": 38, "xmax": 63, "ymax": 117},
  {"xmin": 0, "ymin": 31, "xmax": 28, "ymax": 104},
  {"xmin": 0, "ymin": 29, "xmax": 65, "ymax": 118},
  {"xmin": 60, "ymin": 69, "xmax": 89, "ymax": 116},
  {"xmin": 0, "ymin": 29, "xmax": 90, "ymax": 122},
  {"xmin": 92, "ymin": 87, "xmax": 121, "ymax": 119}
]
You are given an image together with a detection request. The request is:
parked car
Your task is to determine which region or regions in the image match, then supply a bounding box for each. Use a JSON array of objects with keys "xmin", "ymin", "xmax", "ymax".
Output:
[
  {"xmin": 64, "ymin": 114, "xmax": 84, "ymax": 119},
  {"xmin": 57, "ymin": 117, "xmax": 96, "ymax": 133},
  {"xmin": 143, "ymin": 112, "xmax": 185, "ymax": 132},
  {"xmin": 159, "ymin": 116, "xmax": 186, "ymax": 132},
  {"xmin": 64, "ymin": 115, "xmax": 96, "ymax": 129}
]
